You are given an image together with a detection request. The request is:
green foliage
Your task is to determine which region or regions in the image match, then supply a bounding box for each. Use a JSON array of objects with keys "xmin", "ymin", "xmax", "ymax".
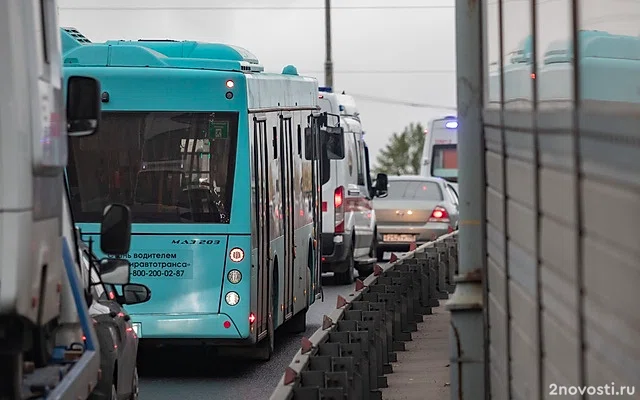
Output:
[{"xmin": 375, "ymin": 122, "xmax": 425, "ymax": 175}]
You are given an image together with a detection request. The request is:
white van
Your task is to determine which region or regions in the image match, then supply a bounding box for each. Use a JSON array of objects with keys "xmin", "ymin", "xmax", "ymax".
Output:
[
  {"xmin": 420, "ymin": 115, "xmax": 459, "ymax": 191},
  {"xmin": 317, "ymin": 88, "xmax": 388, "ymax": 284}
]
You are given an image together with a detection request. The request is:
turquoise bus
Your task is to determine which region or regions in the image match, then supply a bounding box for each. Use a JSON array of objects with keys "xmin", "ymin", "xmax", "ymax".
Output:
[{"xmin": 61, "ymin": 28, "xmax": 332, "ymax": 360}]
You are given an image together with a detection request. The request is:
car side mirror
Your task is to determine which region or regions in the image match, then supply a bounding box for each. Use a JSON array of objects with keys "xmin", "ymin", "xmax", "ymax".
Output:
[
  {"xmin": 122, "ymin": 283, "xmax": 151, "ymax": 305},
  {"xmin": 99, "ymin": 258, "xmax": 131, "ymax": 285},
  {"xmin": 100, "ymin": 204, "xmax": 132, "ymax": 256},
  {"xmin": 374, "ymin": 173, "xmax": 388, "ymax": 197},
  {"xmin": 66, "ymin": 76, "xmax": 101, "ymax": 137}
]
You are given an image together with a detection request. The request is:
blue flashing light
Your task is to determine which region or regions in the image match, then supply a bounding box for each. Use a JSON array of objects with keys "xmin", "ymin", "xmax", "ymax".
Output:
[
  {"xmin": 339, "ymin": 105, "xmax": 345, "ymax": 111},
  {"xmin": 319, "ymin": 87, "xmax": 332, "ymax": 93},
  {"xmin": 445, "ymin": 121, "xmax": 458, "ymax": 129}
]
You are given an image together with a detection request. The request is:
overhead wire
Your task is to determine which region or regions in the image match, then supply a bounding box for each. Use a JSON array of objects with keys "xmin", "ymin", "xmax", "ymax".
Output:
[
  {"xmin": 346, "ymin": 93, "xmax": 456, "ymax": 110},
  {"xmin": 59, "ymin": 5, "xmax": 455, "ymax": 11}
]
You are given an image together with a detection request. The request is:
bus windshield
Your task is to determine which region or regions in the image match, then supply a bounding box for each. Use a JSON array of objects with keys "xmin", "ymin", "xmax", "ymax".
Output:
[
  {"xmin": 431, "ymin": 144, "xmax": 458, "ymax": 182},
  {"xmin": 67, "ymin": 111, "xmax": 239, "ymax": 224}
]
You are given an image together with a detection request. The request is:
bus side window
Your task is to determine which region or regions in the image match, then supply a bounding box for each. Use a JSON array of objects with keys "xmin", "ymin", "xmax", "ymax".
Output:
[{"xmin": 272, "ymin": 126, "xmax": 278, "ymax": 159}]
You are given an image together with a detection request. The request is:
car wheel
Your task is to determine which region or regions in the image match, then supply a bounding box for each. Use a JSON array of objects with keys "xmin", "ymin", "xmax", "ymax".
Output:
[
  {"xmin": 130, "ymin": 368, "xmax": 139, "ymax": 400},
  {"xmin": 369, "ymin": 231, "xmax": 378, "ymax": 260}
]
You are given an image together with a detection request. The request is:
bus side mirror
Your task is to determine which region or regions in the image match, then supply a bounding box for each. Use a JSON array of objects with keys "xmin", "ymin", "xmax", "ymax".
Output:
[
  {"xmin": 304, "ymin": 127, "xmax": 314, "ymax": 160},
  {"xmin": 67, "ymin": 76, "xmax": 101, "ymax": 137},
  {"xmin": 324, "ymin": 126, "xmax": 345, "ymax": 159},
  {"xmin": 100, "ymin": 204, "xmax": 132, "ymax": 256},
  {"xmin": 319, "ymin": 131, "xmax": 331, "ymax": 185},
  {"xmin": 374, "ymin": 173, "xmax": 388, "ymax": 198}
]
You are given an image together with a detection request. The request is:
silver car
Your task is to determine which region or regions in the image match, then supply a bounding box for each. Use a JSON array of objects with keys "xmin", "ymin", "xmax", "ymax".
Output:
[{"xmin": 372, "ymin": 175, "xmax": 460, "ymax": 260}]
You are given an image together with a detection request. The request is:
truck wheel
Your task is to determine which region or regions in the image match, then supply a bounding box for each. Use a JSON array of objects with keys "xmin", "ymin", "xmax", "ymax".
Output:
[{"xmin": 334, "ymin": 249, "xmax": 355, "ymax": 285}]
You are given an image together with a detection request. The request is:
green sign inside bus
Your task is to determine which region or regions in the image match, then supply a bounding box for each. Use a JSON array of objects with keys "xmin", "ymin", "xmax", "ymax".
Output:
[{"xmin": 208, "ymin": 120, "xmax": 229, "ymax": 139}]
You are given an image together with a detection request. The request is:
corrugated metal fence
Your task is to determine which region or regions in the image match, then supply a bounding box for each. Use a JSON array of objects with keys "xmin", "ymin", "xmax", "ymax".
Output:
[{"xmin": 481, "ymin": 0, "xmax": 640, "ymax": 398}]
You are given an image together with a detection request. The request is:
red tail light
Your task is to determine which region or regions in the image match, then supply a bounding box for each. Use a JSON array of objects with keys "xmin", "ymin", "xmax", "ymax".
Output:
[
  {"xmin": 334, "ymin": 186, "xmax": 344, "ymax": 209},
  {"xmin": 334, "ymin": 186, "xmax": 345, "ymax": 233},
  {"xmin": 322, "ymin": 201, "xmax": 327, "ymax": 212},
  {"xmin": 428, "ymin": 206, "xmax": 450, "ymax": 223},
  {"xmin": 249, "ymin": 313, "xmax": 256, "ymax": 324}
]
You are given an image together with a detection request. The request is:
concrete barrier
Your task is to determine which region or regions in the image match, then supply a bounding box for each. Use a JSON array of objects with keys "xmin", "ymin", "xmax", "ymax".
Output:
[{"xmin": 269, "ymin": 231, "xmax": 459, "ymax": 400}]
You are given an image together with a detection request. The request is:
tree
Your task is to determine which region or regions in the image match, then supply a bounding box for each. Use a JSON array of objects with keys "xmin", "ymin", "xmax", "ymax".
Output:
[{"xmin": 375, "ymin": 122, "xmax": 425, "ymax": 175}]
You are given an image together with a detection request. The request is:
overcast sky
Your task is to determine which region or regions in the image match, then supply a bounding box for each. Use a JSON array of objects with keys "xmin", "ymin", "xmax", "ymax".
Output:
[
  {"xmin": 57, "ymin": 0, "xmax": 635, "ymax": 165},
  {"xmin": 57, "ymin": 0, "xmax": 457, "ymax": 166}
]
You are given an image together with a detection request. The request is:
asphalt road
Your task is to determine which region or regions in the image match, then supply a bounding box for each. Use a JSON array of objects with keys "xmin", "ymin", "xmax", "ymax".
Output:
[{"xmin": 136, "ymin": 277, "xmax": 358, "ymax": 400}]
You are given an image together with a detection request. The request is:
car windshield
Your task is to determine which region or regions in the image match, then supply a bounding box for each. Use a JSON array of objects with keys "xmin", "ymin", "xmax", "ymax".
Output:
[
  {"xmin": 378, "ymin": 180, "xmax": 443, "ymax": 201},
  {"xmin": 66, "ymin": 111, "xmax": 239, "ymax": 224}
]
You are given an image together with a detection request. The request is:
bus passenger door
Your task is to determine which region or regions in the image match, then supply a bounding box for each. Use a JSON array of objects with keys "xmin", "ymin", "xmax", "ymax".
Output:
[
  {"xmin": 253, "ymin": 117, "xmax": 270, "ymax": 336},
  {"xmin": 312, "ymin": 116, "xmax": 324, "ymax": 299},
  {"xmin": 279, "ymin": 115, "xmax": 294, "ymax": 320}
]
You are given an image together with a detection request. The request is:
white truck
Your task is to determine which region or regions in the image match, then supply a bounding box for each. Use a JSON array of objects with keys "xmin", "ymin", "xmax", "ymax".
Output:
[
  {"xmin": 0, "ymin": 1, "xmax": 133, "ymax": 398},
  {"xmin": 317, "ymin": 88, "xmax": 388, "ymax": 283}
]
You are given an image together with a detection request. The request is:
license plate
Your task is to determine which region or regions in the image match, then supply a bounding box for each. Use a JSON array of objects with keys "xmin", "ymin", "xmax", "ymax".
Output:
[{"xmin": 383, "ymin": 234, "xmax": 416, "ymax": 242}]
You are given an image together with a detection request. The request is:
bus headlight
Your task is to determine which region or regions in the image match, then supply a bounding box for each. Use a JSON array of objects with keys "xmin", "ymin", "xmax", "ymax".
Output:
[
  {"xmin": 229, "ymin": 247, "xmax": 244, "ymax": 262},
  {"xmin": 227, "ymin": 269, "xmax": 242, "ymax": 284},
  {"xmin": 225, "ymin": 291, "xmax": 240, "ymax": 306}
]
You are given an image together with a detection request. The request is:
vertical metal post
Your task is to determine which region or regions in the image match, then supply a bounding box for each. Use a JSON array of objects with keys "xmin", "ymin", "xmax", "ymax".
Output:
[
  {"xmin": 446, "ymin": 0, "xmax": 486, "ymax": 399},
  {"xmin": 324, "ymin": 0, "xmax": 333, "ymax": 88}
]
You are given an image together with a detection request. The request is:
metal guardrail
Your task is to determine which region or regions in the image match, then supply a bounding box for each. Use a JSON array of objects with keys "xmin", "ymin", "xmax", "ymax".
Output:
[{"xmin": 269, "ymin": 231, "xmax": 459, "ymax": 400}]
